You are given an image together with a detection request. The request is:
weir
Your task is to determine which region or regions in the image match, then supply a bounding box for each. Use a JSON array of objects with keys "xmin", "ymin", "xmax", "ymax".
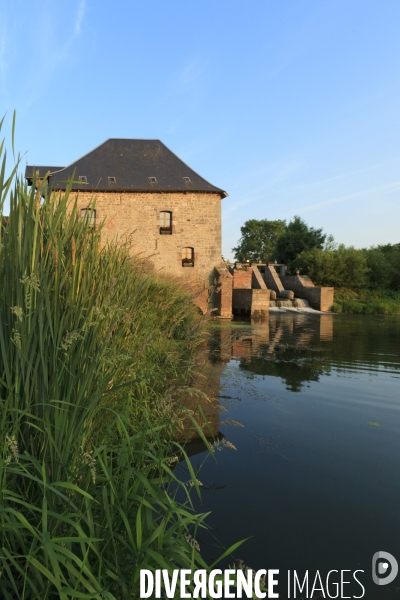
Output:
[{"xmin": 228, "ymin": 262, "xmax": 334, "ymax": 314}]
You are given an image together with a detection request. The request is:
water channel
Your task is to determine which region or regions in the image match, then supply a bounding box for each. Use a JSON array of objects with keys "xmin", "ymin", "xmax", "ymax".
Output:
[{"xmin": 181, "ymin": 312, "xmax": 400, "ymax": 599}]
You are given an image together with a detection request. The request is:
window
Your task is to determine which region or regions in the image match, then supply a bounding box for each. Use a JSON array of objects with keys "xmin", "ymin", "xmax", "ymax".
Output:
[
  {"xmin": 182, "ymin": 247, "xmax": 194, "ymax": 267},
  {"xmin": 159, "ymin": 211, "xmax": 172, "ymax": 234},
  {"xmin": 81, "ymin": 208, "xmax": 96, "ymax": 228},
  {"xmin": 108, "ymin": 176, "xmax": 116, "ymax": 183},
  {"xmin": 78, "ymin": 175, "xmax": 87, "ymax": 182},
  {"xmin": 183, "ymin": 176, "xmax": 191, "ymax": 182},
  {"xmin": 149, "ymin": 176, "xmax": 157, "ymax": 183}
]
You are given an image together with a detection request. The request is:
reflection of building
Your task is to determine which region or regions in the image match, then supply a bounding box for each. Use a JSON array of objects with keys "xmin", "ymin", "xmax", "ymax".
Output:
[
  {"xmin": 177, "ymin": 336, "xmax": 227, "ymax": 441},
  {"xmin": 238, "ymin": 314, "xmax": 334, "ymax": 392},
  {"xmin": 269, "ymin": 313, "xmax": 333, "ymax": 343},
  {"xmin": 232, "ymin": 318, "xmax": 270, "ymax": 359},
  {"xmin": 231, "ymin": 315, "xmax": 333, "ymax": 360},
  {"xmin": 319, "ymin": 315, "xmax": 333, "ymax": 341},
  {"xmin": 179, "ymin": 314, "xmax": 334, "ymax": 442}
]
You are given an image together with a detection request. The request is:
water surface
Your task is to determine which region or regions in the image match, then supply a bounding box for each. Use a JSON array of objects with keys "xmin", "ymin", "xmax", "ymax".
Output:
[{"xmin": 184, "ymin": 313, "xmax": 400, "ymax": 599}]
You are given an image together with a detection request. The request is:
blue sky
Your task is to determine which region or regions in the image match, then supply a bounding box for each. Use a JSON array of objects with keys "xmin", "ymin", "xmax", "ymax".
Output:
[{"xmin": 1, "ymin": 0, "xmax": 399, "ymax": 259}]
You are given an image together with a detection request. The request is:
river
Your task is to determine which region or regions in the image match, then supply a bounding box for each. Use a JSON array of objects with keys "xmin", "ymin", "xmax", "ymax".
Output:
[{"xmin": 183, "ymin": 313, "xmax": 400, "ymax": 599}]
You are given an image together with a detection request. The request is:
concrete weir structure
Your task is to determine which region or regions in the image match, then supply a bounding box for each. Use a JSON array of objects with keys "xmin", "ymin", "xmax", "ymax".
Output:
[
  {"xmin": 231, "ymin": 263, "xmax": 334, "ymax": 314},
  {"xmin": 280, "ymin": 274, "xmax": 334, "ymax": 312}
]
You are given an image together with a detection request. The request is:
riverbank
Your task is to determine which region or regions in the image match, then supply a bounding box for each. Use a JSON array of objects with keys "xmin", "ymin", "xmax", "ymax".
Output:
[
  {"xmin": 0, "ymin": 134, "xmax": 222, "ymax": 597},
  {"xmin": 333, "ymin": 288, "xmax": 400, "ymax": 314}
]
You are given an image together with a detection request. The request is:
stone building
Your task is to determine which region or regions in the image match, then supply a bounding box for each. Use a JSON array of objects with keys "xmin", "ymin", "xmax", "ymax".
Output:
[{"xmin": 25, "ymin": 139, "xmax": 233, "ymax": 316}]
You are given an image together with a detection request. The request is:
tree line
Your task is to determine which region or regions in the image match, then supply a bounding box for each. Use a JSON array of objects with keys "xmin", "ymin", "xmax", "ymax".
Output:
[{"xmin": 232, "ymin": 216, "xmax": 400, "ymax": 290}]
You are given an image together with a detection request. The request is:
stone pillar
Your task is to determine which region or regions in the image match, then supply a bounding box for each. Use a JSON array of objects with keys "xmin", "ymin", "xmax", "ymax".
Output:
[{"xmin": 214, "ymin": 267, "xmax": 233, "ymax": 318}]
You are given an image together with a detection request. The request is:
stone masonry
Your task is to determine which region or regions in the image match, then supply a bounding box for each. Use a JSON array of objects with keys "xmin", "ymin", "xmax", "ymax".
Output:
[
  {"xmin": 67, "ymin": 190, "xmax": 227, "ymax": 314},
  {"xmin": 69, "ymin": 190, "xmax": 222, "ymax": 274},
  {"xmin": 232, "ymin": 266, "xmax": 270, "ymax": 316}
]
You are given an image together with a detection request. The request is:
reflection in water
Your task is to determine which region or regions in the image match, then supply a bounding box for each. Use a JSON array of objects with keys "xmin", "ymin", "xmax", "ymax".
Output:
[
  {"xmin": 239, "ymin": 315, "xmax": 332, "ymax": 392},
  {"xmin": 189, "ymin": 313, "xmax": 400, "ymax": 441},
  {"xmin": 198, "ymin": 314, "xmax": 335, "ymax": 395},
  {"xmin": 187, "ymin": 315, "xmax": 334, "ymax": 441},
  {"xmin": 183, "ymin": 314, "xmax": 400, "ymax": 600}
]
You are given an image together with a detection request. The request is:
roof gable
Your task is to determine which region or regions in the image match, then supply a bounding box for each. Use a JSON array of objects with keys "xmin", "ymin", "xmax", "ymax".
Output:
[{"xmin": 25, "ymin": 139, "xmax": 227, "ymax": 197}]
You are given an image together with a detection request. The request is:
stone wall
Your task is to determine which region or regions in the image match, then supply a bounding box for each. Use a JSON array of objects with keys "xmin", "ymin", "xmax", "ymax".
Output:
[
  {"xmin": 232, "ymin": 265, "xmax": 269, "ymax": 292},
  {"xmin": 68, "ymin": 190, "xmax": 225, "ymax": 313},
  {"xmin": 233, "ymin": 267, "xmax": 253, "ymax": 289}
]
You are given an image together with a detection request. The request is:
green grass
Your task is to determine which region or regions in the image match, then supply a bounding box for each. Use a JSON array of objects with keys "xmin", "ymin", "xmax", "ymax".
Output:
[
  {"xmin": 0, "ymin": 115, "xmax": 242, "ymax": 598},
  {"xmin": 333, "ymin": 288, "xmax": 400, "ymax": 315}
]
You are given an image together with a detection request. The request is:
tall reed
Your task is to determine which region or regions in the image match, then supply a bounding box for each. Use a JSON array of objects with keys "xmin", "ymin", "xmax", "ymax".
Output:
[{"xmin": 0, "ymin": 118, "xmax": 237, "ymax": 598}]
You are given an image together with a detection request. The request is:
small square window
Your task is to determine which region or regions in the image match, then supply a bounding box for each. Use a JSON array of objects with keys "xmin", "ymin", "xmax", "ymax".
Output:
[
  {"xmin": 78, "ymin": 175, "xmax": 87, "ymax": 182},
  {"xmin": 108, "ymin": 176, "xmax": 116, "ymax": 183},
  {"xmin": 183, "ymin": 176, "xmax": 191, "ymax": 182},
  {"xmin": 148, "ymin": 176, "xmax": 157, "ymax": 183}
]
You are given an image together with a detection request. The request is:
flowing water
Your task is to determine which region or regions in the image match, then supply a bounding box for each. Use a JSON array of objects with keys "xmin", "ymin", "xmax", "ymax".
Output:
[
  {"xmin": 269, "ymin": 297, "xmax": 311, "ymax": 309},
  {"xmin": 183, "ymin": 313, "xmax": 400, "ymax": 599}
]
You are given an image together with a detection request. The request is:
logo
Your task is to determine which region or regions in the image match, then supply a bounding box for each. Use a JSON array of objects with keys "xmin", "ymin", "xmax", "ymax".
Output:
[{"xmin": 372, "ymin": 552, "xmax": 398, "ymax": 586}]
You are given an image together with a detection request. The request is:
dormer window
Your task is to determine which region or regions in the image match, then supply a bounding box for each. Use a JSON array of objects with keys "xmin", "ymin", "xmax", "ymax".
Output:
[
  {"xmin": 78, "ymin": 176, "xmax": 87, "ymax": 182},
  {"xmin": 81, "ymin": 208, "xmax": 96, "ymax": 228},
  {"xmin": 183, "ymin": 177, "xmax": 191, "ymax": 182},
  {"xmin": 182, "ymin": 247, "xmax": 194, "ymax": 267},
  {"xmin": 159, "ymin": 211, "xmax": 172, "ymax": 234},
  {"xmin": 149, "ymin": 176, "xmax": 157, "ymax": 183},
  {"xmin": 108, "ymin": 176, "xmax": 116, "ymax": 183}
]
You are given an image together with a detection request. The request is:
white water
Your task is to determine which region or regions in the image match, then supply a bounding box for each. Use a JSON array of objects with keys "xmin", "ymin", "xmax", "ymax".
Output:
[
  {"xmin": 269, "ymin": 297, "xmax": 321, "ymax": 313},
  {"xmin": 294, "ymin": 298, "xmax": 310, "ymax": 308}
]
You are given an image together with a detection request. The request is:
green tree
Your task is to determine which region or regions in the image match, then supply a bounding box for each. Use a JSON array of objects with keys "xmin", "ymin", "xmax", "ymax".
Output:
[
  {"xmin": 232, "ymin": 218, "xmax": 286, "ymax": 262},
  {"xmin": 274, "ymin": 215, "xmax": 326, "ymax": 265}
]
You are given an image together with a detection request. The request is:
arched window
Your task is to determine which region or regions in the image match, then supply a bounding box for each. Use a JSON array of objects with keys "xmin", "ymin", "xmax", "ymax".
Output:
[
  {"xmin": 182, "ymin": 247, "xmax": 194, "ymax": 267},
  {"xmin": 159, "ymin": 211, "xmax": 172, "ymax": 234}
]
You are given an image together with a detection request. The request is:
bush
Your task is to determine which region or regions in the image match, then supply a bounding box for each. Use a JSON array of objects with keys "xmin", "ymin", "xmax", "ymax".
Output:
[
  {"xmin": 293, "ymin": 245, "xmax": 369, "ymax": 289},
  {"xmin": 363, "ymin": 244, "xmax": 400, "ymax": 291},
  {"xmin": 333, "ymin": 289, "xmax": 400, "ymax": 314}
]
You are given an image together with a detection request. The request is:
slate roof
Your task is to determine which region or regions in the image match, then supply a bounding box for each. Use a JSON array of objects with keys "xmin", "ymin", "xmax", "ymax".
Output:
[{"xmin": 25, "ymin": 139, "xmax": 228, "ymax": 198}]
